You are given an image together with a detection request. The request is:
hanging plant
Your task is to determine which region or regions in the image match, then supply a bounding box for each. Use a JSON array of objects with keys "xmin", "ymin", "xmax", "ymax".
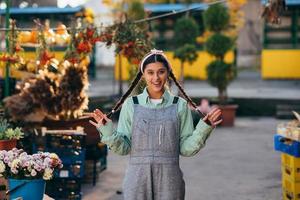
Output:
[
  {"xmin": 103, "ymin": 19, "xmax": 152, "ymax": 63},
  {"xmin": 0, "ymin": 19, "xmax": 24, "ymax": 69}
]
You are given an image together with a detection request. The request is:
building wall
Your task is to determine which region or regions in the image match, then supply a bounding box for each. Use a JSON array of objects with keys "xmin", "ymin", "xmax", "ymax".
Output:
[
  {"xmin": 236, "ymin": 0, "xmax": 263, "ymax": 68},
  {"xmin": 85, "ymin": 0, "xmax": 116, "ymax": 68}
]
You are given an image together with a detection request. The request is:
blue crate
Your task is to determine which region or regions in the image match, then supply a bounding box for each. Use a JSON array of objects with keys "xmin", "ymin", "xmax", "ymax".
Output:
[
  {"xmin": 274, "ymin": 134, "xmax": 300, "ymax": 157},
  {"xmin": 46, "ymin": 178, "xmax": 82, "ymax": 200},
  {"xmin": 56, "ymin": 163, "xmax": 85, "ymax": 178}
]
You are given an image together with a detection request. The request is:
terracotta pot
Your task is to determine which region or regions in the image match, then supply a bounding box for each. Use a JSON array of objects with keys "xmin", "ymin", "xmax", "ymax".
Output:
[
  {"xmin": 0, "ymin": 139, "xmax": 17, "ymax": 150},
  {"xmin": 42, "ymin": 116, "xmax": 100, "ymax": 146},
  {"xmin": 219, "ymin": 104, "xmax": 238, "ymax": 127}
]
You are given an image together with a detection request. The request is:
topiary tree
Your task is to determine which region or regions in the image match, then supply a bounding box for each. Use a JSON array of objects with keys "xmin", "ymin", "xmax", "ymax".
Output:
[
  {"xmin": 204, "ymin": 4, "xmax": 236, "ymax": 105},
  {"xmin": 174, "ymin": 16, "xmax": 199, "ymax": 47},
  {"xmin": 173, "ymin": 16, "xmax": 199, "ymax": 85},
  {"xmin": 174, "ymin": 44, "xmax": 198, "ymax": 83}
]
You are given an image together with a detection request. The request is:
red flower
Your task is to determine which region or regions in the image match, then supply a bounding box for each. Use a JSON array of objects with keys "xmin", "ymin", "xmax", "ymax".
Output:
[
  {"xmin": 77, "ymin": 42, "xmax": 92, "ymax": 54},
  {"xmin": 40, "ymin": 51, "xmax": 54, "ymax": 66},
  {"xmin": 0, "ymin": 55, "xmax": 18, "ymax": 63},
  {"xmin": 86, "ymin": 28, "xmax": 95, "ymax": 38},
  {"xmin": 67, "ymin": 57, "xmax": 79, "ymax": 64},
  {"xmin": 14, "ymin": 44, "xmax": 23, "ymax": 52}
]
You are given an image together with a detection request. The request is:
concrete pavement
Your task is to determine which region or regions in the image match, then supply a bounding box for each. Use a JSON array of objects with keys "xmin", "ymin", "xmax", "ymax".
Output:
[
  {"xmin": 81, "ymin": 67, "xmax": 298, "ymax": 199},
  {"xmin": 82, "ymin": 117, "xmax": 283, "ymax": 200}
]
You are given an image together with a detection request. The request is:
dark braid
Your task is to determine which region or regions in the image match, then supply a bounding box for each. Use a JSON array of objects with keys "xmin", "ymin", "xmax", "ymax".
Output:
[
  {"xmin": 106, "ymin": 70, "xmax": 143, "ymax": 118},
  {"xmin": 169, "ymin": 70, "xmax": 205, "ymax": 118}
]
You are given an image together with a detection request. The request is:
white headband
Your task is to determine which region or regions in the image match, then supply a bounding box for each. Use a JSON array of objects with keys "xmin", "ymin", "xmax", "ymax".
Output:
[{"xmin": 140, "ymin": 49, "xmax": 171, "ymax": 74}]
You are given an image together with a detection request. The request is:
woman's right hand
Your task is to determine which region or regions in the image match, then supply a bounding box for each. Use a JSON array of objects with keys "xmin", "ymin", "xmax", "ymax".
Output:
[{"xmin": 88, "ymin": 109, "xmax": 112, "ymax": 128}]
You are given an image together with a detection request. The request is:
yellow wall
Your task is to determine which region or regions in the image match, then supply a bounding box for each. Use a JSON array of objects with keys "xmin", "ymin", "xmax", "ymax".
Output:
[
  {"xmin": 115, "ymin": 51, "xmax": 234, "ymax": 80},
  {"xmin": 262, "ymin": 49, "xmax": 300, "ymax": 79}
]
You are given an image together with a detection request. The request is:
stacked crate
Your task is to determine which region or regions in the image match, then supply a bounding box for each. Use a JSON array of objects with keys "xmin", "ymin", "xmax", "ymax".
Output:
[
  {"xmin": 43, "ymin": 128, "xmax": 86, "ymax": 200},
  {"xmin": 275, "ymin": 120, "xmax": 300, "ymax": 200}
]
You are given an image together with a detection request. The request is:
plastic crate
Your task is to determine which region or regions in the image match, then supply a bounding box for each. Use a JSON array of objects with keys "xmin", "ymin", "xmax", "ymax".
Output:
[
  {"xmin": 57, "ymin": 163, "xmax": 85, "ymax": 178},
  {"xmin": 46, "ymin": 178, "xmax": 81, "ymax": 199},
  {"xmin": 282, "ymin": 173, "xmax": 300, "ymax": 200},
  {"xmin": 274, "ymin": 134, "xmax": 300, "ymax": 157},
  {"xmin": 46, "ymin": 148, "xmax": 86, "ymax": 165},
  {"xmin": 282, "ymin": 153, "xmax": 300, "ymax": 182},
  {"xmin": 45, "ymin": 131, "xmax": 86, "ymax": 150}
]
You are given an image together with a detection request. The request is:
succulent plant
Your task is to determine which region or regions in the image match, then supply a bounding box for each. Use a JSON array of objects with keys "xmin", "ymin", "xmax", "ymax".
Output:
[{"xmin": 0, "ymin": 119, "xmax": 24, "ymax": 140}]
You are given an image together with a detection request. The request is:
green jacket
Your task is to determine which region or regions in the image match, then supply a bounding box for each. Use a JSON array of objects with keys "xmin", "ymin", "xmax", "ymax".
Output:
[{"xmin": 98, "ymin": 88, "xmax": 213, "ymax": 156}]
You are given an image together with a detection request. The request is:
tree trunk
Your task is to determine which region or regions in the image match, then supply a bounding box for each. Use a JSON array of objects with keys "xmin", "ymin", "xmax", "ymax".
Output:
[
  {"xmin": 218, "ymin": 87, "xmax": 227, "ymax": 105},
  {"xmin": 180, "ymin": 61, "xmax": 184, "ymax": 86}
]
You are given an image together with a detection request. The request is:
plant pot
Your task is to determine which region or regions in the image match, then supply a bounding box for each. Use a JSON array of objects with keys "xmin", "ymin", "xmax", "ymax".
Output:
[
  {"xmin": 219, "ymin": 104, "xmax": 238, "ymax": 127},
  {"xmin": 0, "ymin": 139, "xmax": 17, "ymax": 150},
  {"xmin": 8, "ymin": 178, "xmax": 45, "ymax": 200}
]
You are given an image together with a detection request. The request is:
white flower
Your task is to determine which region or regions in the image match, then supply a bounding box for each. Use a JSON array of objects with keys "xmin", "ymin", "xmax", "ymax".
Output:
[
  {"xmin": 11, "ymin": 168, "xmax": 18, "ymax": 174},
  {"xmin": 0, "ymin": 161, "xmax": 5, "ymax": 173},
  {"xmin": 3, "ymin": 157, "xmax": 9, "ymax": 164},
  {"xmin": 11, "ymin": 159, "xmax": 20, "ymax": 169},
  {"xmin": 49, "ymin": 153, "xmax": 59, "ymax": 160},
  {"xmin": 31, "ymin": 169, "xmax": 37, "ymax": 177},
  {"xmin": 43, "ymin": 168, "xmax": 53, "ymax": 180},
  {"xmin": 11, "ymin": 159, "xmax": 21, "ymax": 169}
]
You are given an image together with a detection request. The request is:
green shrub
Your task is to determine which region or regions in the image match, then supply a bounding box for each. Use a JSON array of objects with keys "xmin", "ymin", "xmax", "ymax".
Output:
[
  {"xmin": 206, "ymin": 60, "xmax": 236, "ymax": 103},
  {"xmin": 174, "ymin": 16, "xmax": 199, "ymax": 46},
  {"xmin": 205, "ymin": 33, "xmax": 232, "ymax": 59},
  {"xmin": 203, "ymin": 4, "xmax": 230, "ymax": 32}
]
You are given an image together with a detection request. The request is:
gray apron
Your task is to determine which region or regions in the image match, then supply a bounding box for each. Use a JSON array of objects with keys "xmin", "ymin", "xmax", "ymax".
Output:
[{"xmin": 123, "ymin": 96, "xmax": 185, "ymax": 200}]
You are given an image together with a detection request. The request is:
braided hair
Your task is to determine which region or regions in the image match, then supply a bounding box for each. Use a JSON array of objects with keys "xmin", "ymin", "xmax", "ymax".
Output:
[{"xmin": 106, "ymin": 51, "xmax": 205, "ymax": 118}]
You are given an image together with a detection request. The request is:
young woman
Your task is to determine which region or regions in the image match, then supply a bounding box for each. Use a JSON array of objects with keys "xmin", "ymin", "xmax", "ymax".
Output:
[{"xmin": 89, "ymin": 49, "xmax": 222, "ymax": 200}]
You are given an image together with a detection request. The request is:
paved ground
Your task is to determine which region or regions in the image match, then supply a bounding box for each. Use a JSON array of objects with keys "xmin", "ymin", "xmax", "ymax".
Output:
[
  {"xmin": 82, "ymin": 117, "xmax": 284, "ymax": 200},
  {"xmin": 80, "ymin": 67, "xmax": 299, "ymax": 199}
]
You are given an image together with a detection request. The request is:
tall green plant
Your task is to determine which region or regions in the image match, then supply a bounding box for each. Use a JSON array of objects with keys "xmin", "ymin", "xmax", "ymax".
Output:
[
  {"xmin": 203, "ymin": 3, "xmax": 230, "ymax": 33},
  {"xmin": 174, "ymin": 16, "xmax": 199, "ymax": 46},
  {"xmin": 174, "ymin": 44, "xmax": 198, "ymax": 83},
  {"xmin": 173, "ymin": 16, "xmax": 199, "ymax": 85},
  {"xmin": 204, "ymin": 4, "xmax": 236, "ymax": 105}
]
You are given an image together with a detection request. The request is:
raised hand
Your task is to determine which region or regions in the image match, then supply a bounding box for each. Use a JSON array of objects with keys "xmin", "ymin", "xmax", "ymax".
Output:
[
  {"xmin": 88, "ymin": 109, "xmax": 111, "ymax": 128},
  {"xmin": 202, "ymin": 107, "xmax": 222, "ymax": 128}
]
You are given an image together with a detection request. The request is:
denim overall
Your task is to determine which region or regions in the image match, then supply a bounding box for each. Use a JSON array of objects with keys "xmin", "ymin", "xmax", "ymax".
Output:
[{"xmin": 123, "ymin": 96, "xmax": 185, "ymax": 200}]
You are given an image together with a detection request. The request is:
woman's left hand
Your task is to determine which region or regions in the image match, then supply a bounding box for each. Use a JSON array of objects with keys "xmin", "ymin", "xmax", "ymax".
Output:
[{"xmin": 203, "ymin": 107, "xmax": 222, "ymax": 128}]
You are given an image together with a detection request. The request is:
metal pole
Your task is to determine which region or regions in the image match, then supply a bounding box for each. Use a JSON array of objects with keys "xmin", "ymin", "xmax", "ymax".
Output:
[{"xmin": 4, "ymin": 0, "xmax": 10, "ymax": 97}]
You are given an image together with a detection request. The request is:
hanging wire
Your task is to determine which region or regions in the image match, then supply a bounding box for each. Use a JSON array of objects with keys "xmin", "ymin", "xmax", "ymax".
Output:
[{"xmin": 0, "ymin": 0, "xmax": 227, "ymax": 32}]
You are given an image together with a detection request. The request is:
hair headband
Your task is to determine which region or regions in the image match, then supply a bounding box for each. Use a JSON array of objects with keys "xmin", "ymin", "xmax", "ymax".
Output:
[{"xmin": 140, "ymin": 49, "xmax": 172, "ymax": 74}]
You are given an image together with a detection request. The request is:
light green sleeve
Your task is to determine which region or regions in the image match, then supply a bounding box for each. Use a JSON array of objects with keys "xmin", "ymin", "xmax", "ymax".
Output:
[
  {"xmin": 179, "ymin": 100, "xmax": 213, "ymax": 157},
  {"xmin": 97, "ymin": 98, "xmax": 133, "ymax": 155}
]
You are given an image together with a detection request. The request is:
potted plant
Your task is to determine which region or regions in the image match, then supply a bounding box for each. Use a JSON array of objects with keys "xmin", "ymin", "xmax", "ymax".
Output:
[
  {"xmin": 0, "ymin": 148, "xmax": 62, "ymax": 200},
  {"xmin": 0, "ymin": 119, "xmax": 24, "ymax": 150},
  {"xmin": 203, "ymin": 3, "xmax": 238, "ymax": 126}
]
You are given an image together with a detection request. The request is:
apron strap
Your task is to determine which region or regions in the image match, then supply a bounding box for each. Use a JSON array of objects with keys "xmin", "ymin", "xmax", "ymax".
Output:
[
  {"xmin": 132, "ymin": 96, "xmax": 139, "ymax": 104},
  {"xmin": 172, "ymin": 96, "xmax": 179, "ymax": 104}
]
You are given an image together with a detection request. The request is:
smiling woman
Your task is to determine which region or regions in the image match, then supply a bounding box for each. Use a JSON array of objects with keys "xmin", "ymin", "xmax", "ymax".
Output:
[
  {"xmin": 89, "ymin": 49, "xmax": 222, "ymax": 200},
  {"xmin": 143, "ymin": 60, "xmax": 168, "ymax": 99}
]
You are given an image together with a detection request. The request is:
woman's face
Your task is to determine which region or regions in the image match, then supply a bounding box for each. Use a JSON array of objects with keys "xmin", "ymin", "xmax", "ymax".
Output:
[{"xmin": 143, "ymin": 62, "xmax": 168, "ymax": 97}]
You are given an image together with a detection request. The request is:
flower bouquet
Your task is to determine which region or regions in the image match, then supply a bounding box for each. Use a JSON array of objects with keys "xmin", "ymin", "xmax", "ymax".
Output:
[{"xmin": 0, "ymin": 148, "xmax": 62, "ymax": 199}]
